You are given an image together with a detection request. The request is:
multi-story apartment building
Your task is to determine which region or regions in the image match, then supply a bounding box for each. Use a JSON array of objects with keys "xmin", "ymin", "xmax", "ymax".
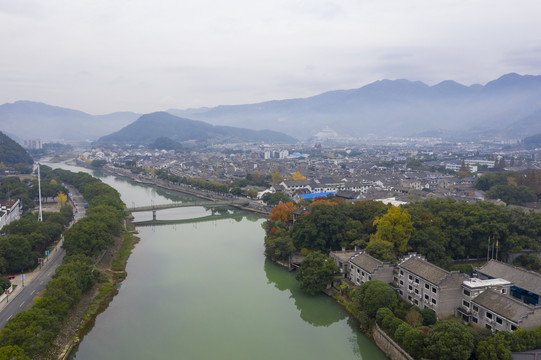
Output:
[{"xmin": 394, "ymin": 253, "xmax": 468, "ymax": 318}]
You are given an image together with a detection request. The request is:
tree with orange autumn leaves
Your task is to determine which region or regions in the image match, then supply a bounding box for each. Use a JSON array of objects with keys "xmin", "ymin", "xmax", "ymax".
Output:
[{"xmin": 269, "ymin": 202, "xmax": 297, "ymax": 223}]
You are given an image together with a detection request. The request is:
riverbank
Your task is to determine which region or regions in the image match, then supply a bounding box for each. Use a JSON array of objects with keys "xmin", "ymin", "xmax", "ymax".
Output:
[{"xmin": 47, "ymin": 220, "xmax": 140, "ymax": 360}]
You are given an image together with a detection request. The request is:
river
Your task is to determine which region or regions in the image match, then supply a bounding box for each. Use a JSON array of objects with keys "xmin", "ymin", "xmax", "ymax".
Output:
[{"xmin": 48, "ymin": 162, "xmax": 387, "ymax": 360}]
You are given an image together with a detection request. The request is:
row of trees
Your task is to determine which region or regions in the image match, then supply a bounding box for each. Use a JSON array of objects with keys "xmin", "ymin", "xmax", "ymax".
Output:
[
  {"xmin": 0, "ymin": 206, "xmax": 73, "ymax": 274},
  {"xmin": 0, "ymin": 167, "xmax": 126, "ymax": 358},
  {"xmin": 476, "ymin": 170, "xmax": 541, "ymax": 204}
]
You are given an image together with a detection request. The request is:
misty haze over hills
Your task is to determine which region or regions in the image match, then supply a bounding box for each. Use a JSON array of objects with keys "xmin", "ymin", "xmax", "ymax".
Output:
[
  {"xmin": 0, "ymin": 101, "xmax": 139, "ymax": 142},
  {"xmin": 97, "ymin": 112, "xmax": 297, "ymax": 145},
  {"xmin": 169, "ymin": 73, "xmax": 541, "ymax": 140},
  {"xmin": 1, "ymin": 73, "xmax": 541, "ymax": 143}
]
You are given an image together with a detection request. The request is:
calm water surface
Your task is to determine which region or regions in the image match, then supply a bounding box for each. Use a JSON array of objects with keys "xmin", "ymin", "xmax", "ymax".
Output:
[{"xmin": 50, "ymin": 162, "xmax": 386, "ymax": 360}]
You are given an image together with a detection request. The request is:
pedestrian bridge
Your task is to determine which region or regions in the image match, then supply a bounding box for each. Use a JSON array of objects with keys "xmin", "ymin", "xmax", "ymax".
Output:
[{"xmin": 128, "ymin": 200, "xmax": 250, "ymax": 220}]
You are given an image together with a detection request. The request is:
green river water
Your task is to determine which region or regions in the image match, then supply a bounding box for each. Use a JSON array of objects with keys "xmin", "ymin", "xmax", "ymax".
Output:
[{"xmin": 51, "ymin": 163, "xmax": 387, "ymax": 360}]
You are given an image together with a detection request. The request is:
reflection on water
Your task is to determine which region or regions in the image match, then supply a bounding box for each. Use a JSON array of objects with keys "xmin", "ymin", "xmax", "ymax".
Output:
[{"xmin": 264, "ymin": 258, "xmax": 347, "ymax": 327}]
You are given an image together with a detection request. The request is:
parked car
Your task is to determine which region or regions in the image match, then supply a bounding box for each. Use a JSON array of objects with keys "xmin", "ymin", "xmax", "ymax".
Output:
[{"xmin": 5, "ymin": 275, "xmax": 15, "ymax": 280}]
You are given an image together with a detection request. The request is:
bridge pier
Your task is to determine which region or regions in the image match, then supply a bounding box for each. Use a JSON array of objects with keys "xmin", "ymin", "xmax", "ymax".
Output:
[{"xmin": 152, "ymin": 210, "xmax": 156, "ymax": 221}]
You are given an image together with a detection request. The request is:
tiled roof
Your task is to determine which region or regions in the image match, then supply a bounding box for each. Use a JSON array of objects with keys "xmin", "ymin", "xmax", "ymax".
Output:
[
  {"xmin": 477, "ymin": 260, "xmax": 541, "ymax": 294},
  {"xmin": 399, "ymin": 255, "xmax": 449, "ymax": 285},
  {"xmin": 350, "ymin": 252, "xmax": 384, "ymax": 273},
  {"xmin": 473, "ymin": 289, "xmax": 533, "ymax": 322}
]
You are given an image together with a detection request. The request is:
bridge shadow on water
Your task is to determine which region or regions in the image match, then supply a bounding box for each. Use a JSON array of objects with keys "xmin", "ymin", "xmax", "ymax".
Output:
[{"xmin": 132, "ymin": 210, "xmax": 260, "ymax": 227}]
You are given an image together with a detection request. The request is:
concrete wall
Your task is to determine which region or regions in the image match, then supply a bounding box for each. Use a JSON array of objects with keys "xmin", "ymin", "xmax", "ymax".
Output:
[{"xmin": 372, "ymin": 323, "xmax": 414, "ymax": 360}]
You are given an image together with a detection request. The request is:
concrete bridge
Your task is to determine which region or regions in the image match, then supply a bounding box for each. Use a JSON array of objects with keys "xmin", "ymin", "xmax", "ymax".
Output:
[{"xmin": 128, "ymin": 199, "xmax": 250, "ymax": 220}]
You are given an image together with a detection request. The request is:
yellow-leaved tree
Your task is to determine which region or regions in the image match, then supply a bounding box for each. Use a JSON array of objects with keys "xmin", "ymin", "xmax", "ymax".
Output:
[
  {"xmin": 366, "ymin": 206, "xmax": 413, "ymax": 262},
  {"xmin": 289, "ymin": 171, "xmax": 306, "ymax": 180},
  {"xmin": 57, "ymin": 191, "xmax": 67, "ymax": 206}
]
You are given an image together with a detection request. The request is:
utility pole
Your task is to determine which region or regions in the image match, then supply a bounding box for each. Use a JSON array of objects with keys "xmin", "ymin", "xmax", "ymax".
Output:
[{"xmin": 37, "ymin": 163, "xmax": 43, "ymax": 222}]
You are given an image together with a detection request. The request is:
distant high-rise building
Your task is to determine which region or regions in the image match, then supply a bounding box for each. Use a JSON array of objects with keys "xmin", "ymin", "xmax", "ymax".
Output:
[{"xmin": 24, "ymin": 139, "xmax": 42, "ymax": 149}]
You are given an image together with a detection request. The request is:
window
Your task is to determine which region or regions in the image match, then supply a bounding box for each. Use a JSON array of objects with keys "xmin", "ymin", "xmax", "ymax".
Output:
[
  {"xmin": 415, "ymin": 289, "xmax": 419, "ymax": 295},
  {"xmin": 486, "ymin": 312, "xmax": 493, "ymax": 319},
  {"xmin": 394, "ymin": 277, "xmax": 398, "ymax": 283},
  {"xmin": 400, "ymin": 270, "xmax": 404, "ymax": 276},
  {"xmin": 400, "ymin": 280, "xmax": 404, "ymax": 286},
  {"xmin": 399, "ymin": 290, "xmax": 403, "ymax": 296},
  {"xmin": 408, "ymin": 296, "xmax": 412, "ymax": 301},
  {"xmin": 496, "ymin": 317, "xmax": 503, "ymax": 325},
  {"xmin": 425, "ymin": 294, "xmax": 429, "ymax": 300},
  {"xmin": 361, "ymin": 271, "xmax": 365, "ymax": 276},
  {"xmin": 486, "ymin": 325, "xmax": 492, "ymax": 331},
  {"xmin": 463, "ymin": 300, "xmax": 470, "ymax": 308},
  {"xmin": 431, "ymin": 298, "xmax": 437, "ymax": 305},
  {"xmin": 408, "ymin": 285, "xmax": 413, "ymax": 291},
  {"xmin": 472, "ymin": 317, "xmax": 478, "ymax": 324},
  {"xmin": 511, "ymin": 325, "xmax": 517, "ymax": 331},
  {"xmin": 409, "ymin": 275, "xmax": 413, "ymax": 281},
  {"xmin": 432, "ymin": 287, "xmax": 437, "ymax": 294},
  {"xmin": 357, "ymin": 269, "xmax": 360, "ymax": 274},
  {"xmin": 415, "ymin": 278, "xmax": 419, "ymax": 284},
  {"xmin": 368, "ymin": 276, "xmax": 372, "ymax": 280},
  {"xmin": 425, "ymin": 284, "xmax": 430, "ymax": 290},
  {"xmin": 501, "ymin": 289, "xmax": 506, "ymax": 294},
  {"xmin": 463, "ymin": 289, "xmax": 471, "ymax": 296},
  {"xmin": 473, "ymin": 305, "xmax": 479, "ymax": 312},
  {"xmin": 414, "ymin": 299, "xmax": 419, "ymax": 305}
]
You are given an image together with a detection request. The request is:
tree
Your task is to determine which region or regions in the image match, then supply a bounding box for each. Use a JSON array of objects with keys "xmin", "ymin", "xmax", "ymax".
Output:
[
  {"xmin": 295, "ymin": 251, "xmax": 339, "ymax": 295},
  {"xmin": 271, "ymin": 170, "xmax": 284, "ymax": 184},
  {"xmin": 0, "ymin": 345, "xmax": 29, "ymax": 360},
  {"xmin": 368, "ymin": 206, "xmax": 413, "ymax": 256},
  {"xmin": 403, "ymin": 328, "xmax": 427, "ymax": 359},
  {"xmin": 366, "ymin": 238, "xmax": 396, "ymax": 262},
  {"xmin": 245, "ymin": 189, "xmax": 258, "ymax": 199},
  {"xmin": 264, "ymin": 228, "xmax": 295, "ymax": 261},
  {"xmin": 0, "ymin": 279, "xmax": 11, "ymax": 292},
  {"xmin": 425, "ymin": 320, "xmax": 474, "ymax": 360},
  {"xmin": 352, "ymin": 280, "xmax": 398, "ymax": 317},
  {"xmin": 230, "ymin": 186, "xmax": 242, "ymax": 196},
  {"xmin": 269, "ymin": 202, "xmax": 297, "ymax": 223},
  {"xmin": 289, "ymin": 171, "xmax": 306, "ymax": 180},
  {"xmin": 261, "ymin": 192, "xmax": 291, "ymax": 206},
  {"xmin": 420, "ymin": 308, "xmax": 436, "ymax": 326},
  {"xmin": 57, "ymin": 191, "xmax": 67, "ymax": 206},
  {"xmin": 292, "ymin": 202, "xmax": 350, "ymax": 251}
]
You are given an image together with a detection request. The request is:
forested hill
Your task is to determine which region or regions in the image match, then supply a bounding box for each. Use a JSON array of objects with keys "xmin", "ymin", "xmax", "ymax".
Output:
[
  {"xmin": 97, "ymin": 111, "xmax": 297, "ymax": 145},
  {"xmin": 0, "ymin": 131, "xmax": 33, "ymax": 168}
]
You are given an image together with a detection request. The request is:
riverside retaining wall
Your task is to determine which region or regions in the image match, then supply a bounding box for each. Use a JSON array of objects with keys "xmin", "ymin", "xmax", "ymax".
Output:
[{"xmin": 372, "ymin": 323, "xmax": 414, "ymax": 360}]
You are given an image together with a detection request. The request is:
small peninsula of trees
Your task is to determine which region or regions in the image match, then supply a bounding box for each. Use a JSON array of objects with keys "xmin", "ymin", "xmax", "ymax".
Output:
[{"xmin": 265, "ymin": 197, "xmax": 541, "ymax": 269}]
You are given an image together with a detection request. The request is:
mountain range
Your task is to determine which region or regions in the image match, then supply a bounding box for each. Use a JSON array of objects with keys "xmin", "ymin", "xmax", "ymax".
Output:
[
  {"xmin": 0, "ymin": 101, "xmax": 139, "ymax": 142},
  {"xmin": 2, "ymin": 73, "xmax": 541, "ymax": 143},
  {"xmin": 97, "ymin": 112, "xmax": 297, "ymax": 145},
  {"xmin": 168, "ymin": 73, "xmax": 541, "ymax": 140}
]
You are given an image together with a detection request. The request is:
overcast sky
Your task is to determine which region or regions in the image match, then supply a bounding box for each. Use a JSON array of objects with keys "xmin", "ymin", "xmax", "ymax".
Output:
[{"xmin": 1, "ymin": 0, "xmax": 540, "ymax": 114}]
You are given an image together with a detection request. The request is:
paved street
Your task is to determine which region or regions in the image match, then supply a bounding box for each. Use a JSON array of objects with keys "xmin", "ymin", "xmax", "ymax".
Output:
[{"xmin": 0, "ymin": 184, "xmax": 86, "ymax": 329}]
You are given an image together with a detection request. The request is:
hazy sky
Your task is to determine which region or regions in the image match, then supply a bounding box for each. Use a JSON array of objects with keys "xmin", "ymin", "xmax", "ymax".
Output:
[{"xmin": 1, "ymin": 0, "xmax": 540, "ymax": 114}]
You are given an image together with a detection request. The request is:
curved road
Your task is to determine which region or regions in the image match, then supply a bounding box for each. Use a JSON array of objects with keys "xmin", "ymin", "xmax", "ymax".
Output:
[{"xmin": 0, "ymin": 184, "xmax": 86, "ymax": 329}]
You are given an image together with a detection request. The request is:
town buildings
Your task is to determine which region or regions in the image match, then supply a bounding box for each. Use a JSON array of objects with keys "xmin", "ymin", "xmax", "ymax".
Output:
[{"xmin": 0, "ymin": 199, "xmax": 22, "ymax": 231}]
